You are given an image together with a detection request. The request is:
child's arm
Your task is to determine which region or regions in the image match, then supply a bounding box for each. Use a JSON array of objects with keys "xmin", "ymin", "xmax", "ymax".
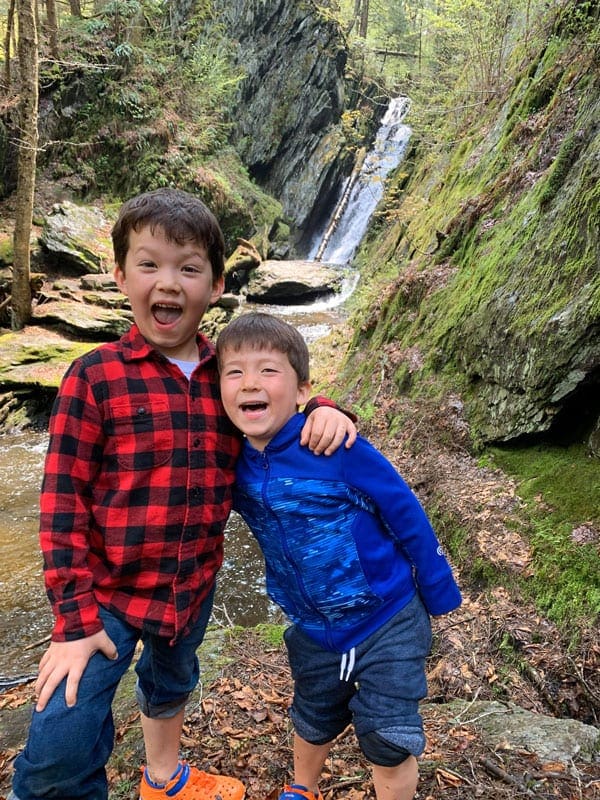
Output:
[
  {"xmin": 41, "ymin": 361, "xmax": 106, "ymax": 644},
  {"xmin": 301, "ymin": 396, "xmax": 358, "ymax": 455},
  {"xmin": 35, "ymin": 630, "xmax": 118, "ymax": 711},
  {"xmin": 344, "ymin": 437, "xmax": 462, "ymax": 615}
]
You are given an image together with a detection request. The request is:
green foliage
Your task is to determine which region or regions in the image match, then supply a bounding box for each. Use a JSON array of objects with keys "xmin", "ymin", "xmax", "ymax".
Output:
[
  {"xmin": 0, "ymin": 238, "xmax": 13, "ymax": 264},
  {"xmin": 556, "ymin": 0, "xmax": 600, "ymax": 40},
  {"xmin": 357, "ymin": 401, "xmax": 377, "ymax": 422},
  {"xmin": 42, "ymin": 0, "xmax": 244, "ymax": 214},
  {"xmin": 254, "ymin": 623, "xmax": 286, "ymax": 647},
  {"xmin": 104, "ymin": 0, "xmax": 142, "ymax": 41},
  {"xmin": 488, "ymin": 443, "xmax": 600, "ymax": 627}
]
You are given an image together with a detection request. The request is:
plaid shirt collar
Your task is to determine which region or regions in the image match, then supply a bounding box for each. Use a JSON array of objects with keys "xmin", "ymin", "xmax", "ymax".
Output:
[{"xmin": 121, "ymin": 323, "xmax": 216, "ymax": 366}]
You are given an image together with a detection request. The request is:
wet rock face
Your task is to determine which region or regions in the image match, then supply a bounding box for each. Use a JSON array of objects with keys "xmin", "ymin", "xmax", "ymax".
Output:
[
  {"xmin": 452, "ymin": 282, "xmax": 600, "ymax": 448},
  {"xmin": 218, "ymin": 0, "xmax": 351, "ymax": 233}
]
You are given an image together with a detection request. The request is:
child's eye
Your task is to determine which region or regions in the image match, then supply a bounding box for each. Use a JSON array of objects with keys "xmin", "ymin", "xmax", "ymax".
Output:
[{"xmin": 181, "ymin": 264, "xmax": 203, "ymax": 274}]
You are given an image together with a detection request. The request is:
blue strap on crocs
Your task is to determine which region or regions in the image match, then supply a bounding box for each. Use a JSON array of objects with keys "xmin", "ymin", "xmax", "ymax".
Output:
[{"xmin": 279, "ymin": 786, "xmax": 317, "ymax": 800}]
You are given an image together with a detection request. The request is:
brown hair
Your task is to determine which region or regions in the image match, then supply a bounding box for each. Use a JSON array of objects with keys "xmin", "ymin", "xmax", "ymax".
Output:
[
  {"xmin": 216, "ymin": 312, "xmax": 310, "ymax": 383},
  {"xmin": 111, "ymin": 188, "xmax": 225, "ymax": 279}
]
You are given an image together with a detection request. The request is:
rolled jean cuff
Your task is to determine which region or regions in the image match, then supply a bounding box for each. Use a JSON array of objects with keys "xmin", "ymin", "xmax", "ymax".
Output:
[{"xmin": 135, "ymin": 679, "xmax": 189, "ymax": 719}]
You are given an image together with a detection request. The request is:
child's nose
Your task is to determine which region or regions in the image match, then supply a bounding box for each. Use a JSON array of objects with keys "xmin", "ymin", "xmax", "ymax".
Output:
[
  {"xmin": 156, "ymin": 269, "xmax": 181, "ymax": 291},
  {"xmin": 241, "ymin": 371, "xmax": 259, "ymax": 389}
]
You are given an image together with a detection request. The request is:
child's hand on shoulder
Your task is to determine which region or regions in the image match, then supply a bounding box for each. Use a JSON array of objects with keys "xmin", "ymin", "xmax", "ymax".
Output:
[
  {"xmin": 35, "ymin": 629, "xmax": 118, "ymax": 711},
  {"xmin": 301, "ymin": 406, "xmax": 357, "ymax": 455}
]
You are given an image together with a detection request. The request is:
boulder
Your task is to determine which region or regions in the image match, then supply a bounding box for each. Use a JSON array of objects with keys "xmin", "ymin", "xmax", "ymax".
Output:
[
  {"xmin": 33, "ymin": 299, "xmax": 133, "ymax": 339},
  {"xmin": 245, "ymin": 259, "xmax": 345, "ymax": 304},
  {"xmin": 440, "ymin": 699, "xmax": 600, "ymax": 764},
  {"xmin": 39, "ymin": 202, "xmax": 114, "ymax": 275}
]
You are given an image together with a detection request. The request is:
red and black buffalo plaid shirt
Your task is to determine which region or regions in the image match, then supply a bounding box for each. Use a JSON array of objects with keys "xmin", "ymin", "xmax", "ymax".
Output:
[
  {"xmin": 41, "ymin": 324, "xmax": 337, "ymax": 645},
  {"xmin": 41, "ymin": 324, "xmax": 242, "ymax": 645}
]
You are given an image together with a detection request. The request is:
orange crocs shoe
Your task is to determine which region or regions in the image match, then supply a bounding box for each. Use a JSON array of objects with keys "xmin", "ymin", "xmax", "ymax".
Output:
[
  {"xmin": 139, "ymin": 763, "xmax": 245, "ymax": 800},
  {"xmin": 278, "ymin": 785, "xmax": 323, "ymax": 800}
]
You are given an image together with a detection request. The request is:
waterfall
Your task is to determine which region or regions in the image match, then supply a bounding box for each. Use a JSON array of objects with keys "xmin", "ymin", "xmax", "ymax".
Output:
[
  {"xmin": 309, "ymin": 96, "xmax": 412, "ymax": 266},
  {"xmin": 265, "ymin": 97, "xmax": 412, "ymax": 320}
]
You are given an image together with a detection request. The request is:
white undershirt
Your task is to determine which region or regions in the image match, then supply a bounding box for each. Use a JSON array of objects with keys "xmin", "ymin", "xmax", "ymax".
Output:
[{"xmin": 169, "ymin": 358, "xmax": 198, "ymax": 381}]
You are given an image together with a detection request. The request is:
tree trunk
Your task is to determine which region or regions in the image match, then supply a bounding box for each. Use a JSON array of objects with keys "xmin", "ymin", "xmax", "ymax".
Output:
[
  {"xmin": 359, "ymin": 0, "xmax": 369, "ymax": 38},
  {"xmin": 3, "ymin": 0, "xmax": 16, "ymax": 89},
  {"xmin": 69, "ymin": 0, "xmax": 82, "ymax": 17},
  {"xmin": 12, "ymin": 0, "xmax": 39, "ymax": 330},
  {"xmin": 45, "ymin": 0, "xmax": 59, "ymax": 59}
]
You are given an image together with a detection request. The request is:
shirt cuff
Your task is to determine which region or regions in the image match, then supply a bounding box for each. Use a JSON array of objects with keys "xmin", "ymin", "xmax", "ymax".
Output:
[{"xmin": 304, "ymin": 395, "xmax": 358, "ymax": 422}]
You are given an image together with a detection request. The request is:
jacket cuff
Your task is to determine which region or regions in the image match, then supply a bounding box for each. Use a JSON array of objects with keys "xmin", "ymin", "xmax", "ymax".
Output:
[{"xmin": 418, "ymin": 576, "xmax": 462, "ymax": 616}]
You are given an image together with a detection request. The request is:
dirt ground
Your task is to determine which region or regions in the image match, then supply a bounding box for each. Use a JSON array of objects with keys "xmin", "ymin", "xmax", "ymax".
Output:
[
  {"xmin": 158, "ymin": 620, "xmax": 600, "ymax": 800},
  {"xmin": 1, "ymin": 619, "xmax": 599, "ymax": 800}
]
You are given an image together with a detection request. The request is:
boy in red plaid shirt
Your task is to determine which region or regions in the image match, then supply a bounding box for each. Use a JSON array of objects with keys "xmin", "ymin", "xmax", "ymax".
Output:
[{"xmin": 8, "ymin": 188, "xmax": 356, "ymax": 800}]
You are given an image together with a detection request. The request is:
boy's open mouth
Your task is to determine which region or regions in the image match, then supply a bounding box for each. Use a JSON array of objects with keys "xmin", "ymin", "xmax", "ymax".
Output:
[
  {"xmin": 152, "ymin": 303, "xmax": 182, "ymax": 325},
  {"xmin": 240, "ymin": 401, "xmax": 268, "ymax": 413}
]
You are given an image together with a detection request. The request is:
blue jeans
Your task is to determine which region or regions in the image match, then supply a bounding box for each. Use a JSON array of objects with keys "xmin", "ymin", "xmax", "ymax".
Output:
[{"xmin": 10, "ymin": 592, "xmax": 214, "ymax": 800}]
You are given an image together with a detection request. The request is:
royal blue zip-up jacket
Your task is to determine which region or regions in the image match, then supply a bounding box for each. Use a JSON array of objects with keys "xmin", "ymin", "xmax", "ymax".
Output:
[{"xmin": 233, "ymin": 413, "xmax": 462, "ymax": 652}]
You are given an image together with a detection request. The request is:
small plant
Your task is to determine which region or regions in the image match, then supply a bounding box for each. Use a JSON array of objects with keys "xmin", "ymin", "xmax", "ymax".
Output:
[
  {"xmin": 358, "ymin": 401, "xmax": 377, "ymax": 422},
  {"xmin": 254, "ymin": 623, "xmax": 286, "ymax": 648}
]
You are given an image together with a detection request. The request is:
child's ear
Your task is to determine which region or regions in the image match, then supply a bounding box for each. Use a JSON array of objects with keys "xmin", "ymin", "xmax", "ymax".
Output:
[
  {"xmin": 297, "ymin": 381, "xmax": 312, "ymax": 406},
  {"xmin": 114, "ymin": 264, "xmax": 126, "ymax": 294},
  {"xmin": 210, "ymin": 275, "xmax": 225, "ymax": 305}
]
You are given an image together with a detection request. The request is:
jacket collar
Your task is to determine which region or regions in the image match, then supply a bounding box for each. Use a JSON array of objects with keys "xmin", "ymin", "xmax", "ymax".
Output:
[{"xmin": 243, "ymin": 413, "xmax": 305, "ymax": 459}]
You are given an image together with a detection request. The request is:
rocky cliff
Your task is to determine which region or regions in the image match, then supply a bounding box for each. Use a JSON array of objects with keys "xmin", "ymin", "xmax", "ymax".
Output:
[
  {"xmin": 216, "ymin": 0, "xmax": 380, "ymax": 251},
  {"xmin": 342, "ymin": 9, "xmax": 599, "ymax": 452},
  {"xmin": 219, "ymin": 0, "xmax": 346, "ymax": 230}
]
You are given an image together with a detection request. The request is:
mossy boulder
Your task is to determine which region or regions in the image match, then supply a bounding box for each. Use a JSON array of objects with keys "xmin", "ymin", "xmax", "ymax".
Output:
[{"xmin": 39, "ymin": 202, "xmax": 114, "ymax": 275}]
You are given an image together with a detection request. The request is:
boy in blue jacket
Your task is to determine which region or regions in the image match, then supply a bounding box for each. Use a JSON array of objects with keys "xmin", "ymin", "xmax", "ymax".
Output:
[{"xmin": 216, "ymin": 312, "xmax": 462, "ymax": 800}]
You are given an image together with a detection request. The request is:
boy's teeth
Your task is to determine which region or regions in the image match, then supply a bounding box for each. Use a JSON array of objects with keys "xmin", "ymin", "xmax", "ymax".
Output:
[{"xmin": 153, "ymin": 305, "xmax": 181, "ymax": 324}]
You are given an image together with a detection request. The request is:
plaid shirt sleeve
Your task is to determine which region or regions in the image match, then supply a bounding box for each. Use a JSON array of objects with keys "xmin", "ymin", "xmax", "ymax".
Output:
[
  {"xmin": 304, "ymin": 395, "xmax": 358, "ymax": 422},
  {"xmin": 41, "ymin": 357, "xmax": 107, "ymax": 641}
]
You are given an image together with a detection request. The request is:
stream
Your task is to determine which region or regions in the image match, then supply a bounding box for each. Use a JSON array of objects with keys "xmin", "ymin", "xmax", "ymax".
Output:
[{"xmin": 0, "ymin": 97, "xmax": 411, "ymax": 680}]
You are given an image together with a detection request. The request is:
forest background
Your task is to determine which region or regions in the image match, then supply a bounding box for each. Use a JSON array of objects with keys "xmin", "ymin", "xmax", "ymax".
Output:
[{"xmin": 0, "ymin": 0, "xmax": 599, "ymax": 798}]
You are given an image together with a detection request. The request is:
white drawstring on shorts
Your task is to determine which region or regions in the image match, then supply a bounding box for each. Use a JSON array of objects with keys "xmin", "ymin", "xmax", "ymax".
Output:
[{"xmin": 339, "ymin": 647, "xmax": 356, "ymax": 681}]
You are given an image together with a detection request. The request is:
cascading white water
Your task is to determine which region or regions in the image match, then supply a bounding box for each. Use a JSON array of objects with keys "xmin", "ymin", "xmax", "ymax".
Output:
[
  {"xmin": 308, "ymin": 96, "xmax": 412, "ymax": 266},
  {"xmin": 266, "ymin": 96, "xmax": 412, "ymax": 321}
]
